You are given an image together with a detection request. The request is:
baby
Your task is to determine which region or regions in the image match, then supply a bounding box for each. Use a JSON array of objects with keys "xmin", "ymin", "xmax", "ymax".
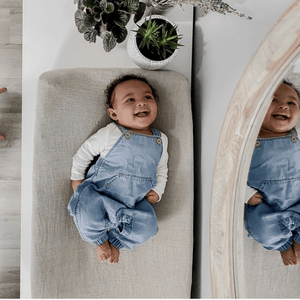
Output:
[
  {"xmin": 68, "ymin": 74, "xmax": 168, "ymax": 264},
  {"xmin": 245, "ymin": 79, "xmax": 300, "ymax": 266}
]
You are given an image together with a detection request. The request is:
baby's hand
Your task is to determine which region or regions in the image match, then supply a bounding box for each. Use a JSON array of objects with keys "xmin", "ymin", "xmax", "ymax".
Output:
[
  {"xmin": 146, "ymin": 190, "xmax": 159, "ymax": 203},
  {"xmin": 71, "ymin": 179, "xmax": 84, "ymax": 192},
  {"xmin": 247, "ymin": 192, "xmax": 263, "ymax": 206}
]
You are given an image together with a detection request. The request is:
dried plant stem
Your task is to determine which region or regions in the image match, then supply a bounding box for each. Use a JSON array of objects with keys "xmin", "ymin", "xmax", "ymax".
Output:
[{"xmin": 149, "ymin": 0, "xmax": 252, "ymax": 19}]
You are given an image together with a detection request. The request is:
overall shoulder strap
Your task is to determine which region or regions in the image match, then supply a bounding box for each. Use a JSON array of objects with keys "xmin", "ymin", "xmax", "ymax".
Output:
[
  {"xmin": 151, "ymin": 128, "xmax": 161, "ymax": 137},
  {"xmin": 114, "ymin": 122, "xmax": 128, "ymax": 134}
]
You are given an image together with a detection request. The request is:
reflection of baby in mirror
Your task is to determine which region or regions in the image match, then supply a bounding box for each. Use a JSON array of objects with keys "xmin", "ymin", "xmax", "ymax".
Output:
[
  {"xmin": 68, "ymin": 74, "xmax": 168, "ymax": 264},
  {"xmin": 245, "ymin": 80, "xmax": 300, "ymax": 266}
]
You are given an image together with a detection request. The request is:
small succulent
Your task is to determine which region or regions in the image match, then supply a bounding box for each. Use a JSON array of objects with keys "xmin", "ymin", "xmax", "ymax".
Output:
[
  {"xmin": 74, "ymin": 0, "xmax": 146, "ymax": 52},
  {"xmin": 135, "ymin": 17, "xmax": 161, "ymax": 49},
  {"xmin": 135, "ymin": 17, "xmax": 183, "ymax": 60}
]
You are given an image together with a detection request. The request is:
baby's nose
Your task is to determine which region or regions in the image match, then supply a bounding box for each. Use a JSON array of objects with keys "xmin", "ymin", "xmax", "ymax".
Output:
[
  {"xmin": 278, "ymin": 103, "xmax": 288, "ymax": 109},
  {"xmin": 137, "ymin": 101, "xmax": 147, "ymax": 106}
]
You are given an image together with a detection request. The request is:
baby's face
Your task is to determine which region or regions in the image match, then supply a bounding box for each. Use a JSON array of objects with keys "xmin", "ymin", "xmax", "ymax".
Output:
[
  {"xmin": 259, "ymin": 83, "xmax": 300, "ymax": 138},
  {"xmin": 107, "ymin": 79, "xmax": 157, "ymax": 134}
]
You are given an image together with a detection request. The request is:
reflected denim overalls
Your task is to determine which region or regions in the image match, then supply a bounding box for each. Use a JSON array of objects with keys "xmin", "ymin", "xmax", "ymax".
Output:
[
  {"xmin": 68, "ymin": 125, "xmax": 162, "ymax": 250},
  {"xmin": 246, "ymin": 128, "xmax": 300, "ymax": 252}
]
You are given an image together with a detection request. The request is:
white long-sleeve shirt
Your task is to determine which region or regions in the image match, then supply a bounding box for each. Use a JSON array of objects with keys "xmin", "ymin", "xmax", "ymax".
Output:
[
  {"xmin": 245, "ymin": 125, "xmax": 300, "ymax": 203},
  {"xmin": 71, "ymin": 123, "xmax": 168, "ymax": 201}
]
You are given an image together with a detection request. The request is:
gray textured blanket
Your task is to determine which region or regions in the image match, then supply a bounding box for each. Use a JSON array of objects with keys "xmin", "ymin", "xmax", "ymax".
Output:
[{"xmin": 31, "ymin": 68, "xmax": 194, "ymax": 298}]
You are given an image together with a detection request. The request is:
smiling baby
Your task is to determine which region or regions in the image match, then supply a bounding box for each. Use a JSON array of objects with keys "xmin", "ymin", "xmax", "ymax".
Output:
[
  {"xmin": 68, "ymin": 74, "xmax": 168, "ymax": 264},
  {"xmin": 245, "ymin": 80, "xmax": 300, "ymax": 266}
]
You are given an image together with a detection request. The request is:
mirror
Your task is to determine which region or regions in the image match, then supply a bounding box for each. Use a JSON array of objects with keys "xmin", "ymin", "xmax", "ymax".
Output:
[
  {"xmin": 242, "ymin": 62, "xmax": 300, "ymax": 298},
  {"xmin": 210, "ymin": 1, "xmax": 300, "ymax": 298}
]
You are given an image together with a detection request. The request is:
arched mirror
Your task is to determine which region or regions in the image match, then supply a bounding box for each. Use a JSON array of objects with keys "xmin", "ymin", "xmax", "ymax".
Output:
[{"xmin": 210, "ymin": 1, "xmax": 300, "ymax": 298}]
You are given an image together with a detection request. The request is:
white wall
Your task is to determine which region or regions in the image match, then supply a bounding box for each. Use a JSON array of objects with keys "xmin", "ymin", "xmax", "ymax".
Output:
[{"xmin": 192, "ymin": 0, "xmax": 295, "ymax": 297}]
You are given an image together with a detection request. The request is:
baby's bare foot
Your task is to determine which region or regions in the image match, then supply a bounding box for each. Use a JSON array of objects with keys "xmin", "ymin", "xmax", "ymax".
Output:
[
  {"xmin": 108, "ymin": 242, "xmax": 120, "ymax": 264},
  {"xmin": 96, "ymin": 240, "xmax": 111, "ymax": 262},
  {"xmin": 280, "ymin": 246, "xmax": 298, "ymax": 266},
  {"xmin": 293, "ymin": 241, "xmax": 300, "ymax": 263}
]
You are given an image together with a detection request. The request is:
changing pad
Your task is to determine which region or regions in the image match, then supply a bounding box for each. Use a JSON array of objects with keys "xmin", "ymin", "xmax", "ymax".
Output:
[{"xmin": 31, "ymin": 68, "xmax": 194, "ymax": 298}]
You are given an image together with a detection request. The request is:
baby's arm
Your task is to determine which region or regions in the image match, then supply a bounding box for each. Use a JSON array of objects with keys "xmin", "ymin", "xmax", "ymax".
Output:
[
  {"xmin": 71, "ymin": 179, "xmax": 84, "ymax": 192},
  {"xmin": 246, "ymin": 185, "xmax": 263, "ymax": 205},
  {"xmin": 146, "ymin": 190, "xmax": 159, "ymax": 203},
  {"xmin": 248, "ymin": 192, "xmax": 263, "ymax": 205},
  {"xmin": 71, "ymin": 126, "xmax": 109, "ymax": 191},
  {"xmin": 148, "ymin": 133, "xmax": 168, "ymax": 203}
]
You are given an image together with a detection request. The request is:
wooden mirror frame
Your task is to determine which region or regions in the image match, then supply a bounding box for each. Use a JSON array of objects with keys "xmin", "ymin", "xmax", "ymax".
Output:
[{"xmin": 210, "ymin": 1, "xmax": 300, "ymax": 298}]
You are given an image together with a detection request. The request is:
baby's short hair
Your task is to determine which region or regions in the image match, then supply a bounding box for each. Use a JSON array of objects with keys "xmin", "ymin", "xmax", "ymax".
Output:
[
  {"xmin": 104, "ymin": 74, "xmax": 159, "ymax": 108},
  {"xmin": 283, "ymin": 79, "xmax": 300, "ymax": 102}
]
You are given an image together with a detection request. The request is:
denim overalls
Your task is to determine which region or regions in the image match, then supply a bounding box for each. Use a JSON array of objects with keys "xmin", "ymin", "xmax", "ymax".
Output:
[
  {"xmin": 68, "ymin": 124, "xmax": 163, "ymax": 250},
  {"xmin": 245, "ymin": 128, "xmax": 300, "ymax": 251}
]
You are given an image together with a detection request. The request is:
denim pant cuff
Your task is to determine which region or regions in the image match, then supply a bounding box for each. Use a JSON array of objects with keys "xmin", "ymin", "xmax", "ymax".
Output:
[
  {"xmin": 293, "ymin": 232, "xmax": 300, "ymax": 244},
  {"xmin": 277, "ymin": 238, "xmax": 293, "ymax": 252},
  {"xmin": 108, "ymin": 230, "xmax": 124, "ymax": 250},
  {"xmin": 93, "ymin": 232, "xmax": 109, "ymax": 246}
]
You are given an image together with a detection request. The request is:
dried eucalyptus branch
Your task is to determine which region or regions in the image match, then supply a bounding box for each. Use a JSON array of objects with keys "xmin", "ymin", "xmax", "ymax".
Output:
[{"xmin": 150, "ymin": 0, "xmax": 252, "ymax": 19}]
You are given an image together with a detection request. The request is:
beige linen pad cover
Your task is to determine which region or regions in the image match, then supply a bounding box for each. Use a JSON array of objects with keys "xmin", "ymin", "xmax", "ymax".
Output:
[{"xmin": 31, "ymin": 68, "xmax": 194, "ymax": 298}]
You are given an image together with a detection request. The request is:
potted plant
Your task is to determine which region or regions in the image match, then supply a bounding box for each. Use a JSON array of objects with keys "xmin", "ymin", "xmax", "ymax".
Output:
[
  {"xmin": 127, "ymin": 15, "xmax": 183, "ymax": 70},
  {"xmin": 74, "ymin": 0, "xmax": 147, "ymax": 52}
]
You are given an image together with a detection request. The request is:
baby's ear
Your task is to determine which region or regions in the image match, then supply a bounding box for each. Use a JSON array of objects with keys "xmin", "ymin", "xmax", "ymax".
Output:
[{"xmin": 107, "ymin": 107, "xmax": 118, "ymax": 121}]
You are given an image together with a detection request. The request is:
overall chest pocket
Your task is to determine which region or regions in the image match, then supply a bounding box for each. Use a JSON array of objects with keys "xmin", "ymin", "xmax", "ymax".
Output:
[
  {"xmin": 260, "ymin": 177, "xmax": 300, "ymax": 211},
  {"xmin": 105, "ymin": 173, "xmax": 156, "ymax": 208}
]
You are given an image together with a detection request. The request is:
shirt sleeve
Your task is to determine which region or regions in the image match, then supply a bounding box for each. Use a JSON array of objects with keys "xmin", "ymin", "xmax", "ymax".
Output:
[
  {"xmin": 245, "ymin": 185, "xmax": 258, "ymax": 204},
  {"xmin": 296, "ymin": 124, "xmax": 300, "ymax": 137},
  {"xmin": 152, "ymin": 132, "xmax": 168, "ymax": 201},
  {"xmin": 71, "ymin": 125, "xmax": 109, "ymax": 180}
]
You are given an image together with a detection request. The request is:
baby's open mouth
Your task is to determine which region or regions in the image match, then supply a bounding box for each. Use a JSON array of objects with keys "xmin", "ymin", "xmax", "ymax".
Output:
[
  {"xmin": 135, "ymin": 111, "xmax": 149, "ymax": 117},
  {"xmin": 273, "ymin": 113, "xmax": 289, "ymax": 120}
]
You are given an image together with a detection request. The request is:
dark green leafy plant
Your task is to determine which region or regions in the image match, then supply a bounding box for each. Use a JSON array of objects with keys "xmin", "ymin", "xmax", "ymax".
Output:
[
  {"xmin": 135, "ymin": 16, "xmax": 183, "ymax": 61},
  {"xmin": 74, "ymin": 0, "xmax": 146, "ymax": 52}
]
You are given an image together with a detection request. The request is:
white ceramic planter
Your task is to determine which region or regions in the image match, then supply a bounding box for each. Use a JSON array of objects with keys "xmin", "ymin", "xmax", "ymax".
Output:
[{"xmin": 126, "ymin": 15, "xmax": 180, "ymax": 70}]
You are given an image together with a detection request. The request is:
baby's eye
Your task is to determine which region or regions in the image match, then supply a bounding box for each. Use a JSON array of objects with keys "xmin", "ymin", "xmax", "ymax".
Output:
[
  {"xmin": 145, "ymin": 95, "xmax": 153, "ymax": 100},
  {"xmin": 127, "ymin": 98, "xmax": 134, "ymax": 102},
  {"xmin": 288, "ymin": 101, "xmax": 296, "ymax": 106}
]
